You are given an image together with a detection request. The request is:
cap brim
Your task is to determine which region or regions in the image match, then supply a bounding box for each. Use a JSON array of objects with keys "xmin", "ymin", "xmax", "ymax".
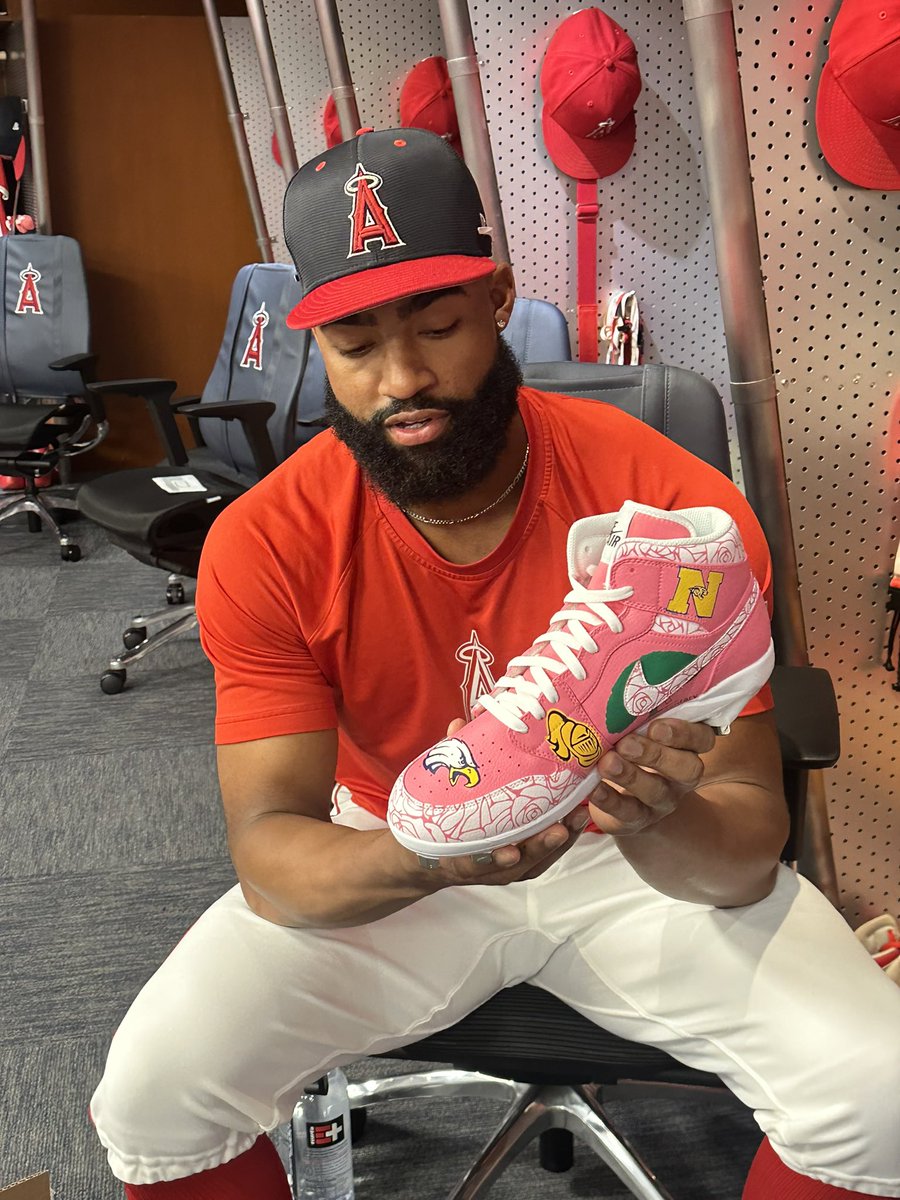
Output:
[
  {"xmin": 542, "ymin": 110, "xmax": 635, "ymax": 181},
  {"xmin": 287, "ymin": 255, "xmax": 496, "ymax": 329},
  {"xmin": 816, "ymin": 64, "xmax": 900, "ymax": 190}
]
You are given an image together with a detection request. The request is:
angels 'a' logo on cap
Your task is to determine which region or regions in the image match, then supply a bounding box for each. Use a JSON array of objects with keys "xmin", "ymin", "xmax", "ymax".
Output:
[{"xmin": 345, "ymin": 163, "xmax": 406, "ymax": 259}]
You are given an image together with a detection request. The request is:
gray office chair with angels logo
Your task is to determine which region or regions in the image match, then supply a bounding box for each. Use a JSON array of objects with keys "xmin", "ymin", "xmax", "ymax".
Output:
[{"xmin": 0, "ymin": 233, "xmax": 105, "ymax": 561}]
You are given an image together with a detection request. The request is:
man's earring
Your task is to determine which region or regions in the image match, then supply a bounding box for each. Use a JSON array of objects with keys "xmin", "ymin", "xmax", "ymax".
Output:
[{"xmin": 496, "ymin": 318, "xmax": 506, "ymax": 330}]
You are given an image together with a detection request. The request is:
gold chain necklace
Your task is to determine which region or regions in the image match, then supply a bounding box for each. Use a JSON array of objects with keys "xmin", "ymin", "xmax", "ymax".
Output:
[{"xmin": 403, "ymin": 444, "xmax": 530, "ymax": 527}]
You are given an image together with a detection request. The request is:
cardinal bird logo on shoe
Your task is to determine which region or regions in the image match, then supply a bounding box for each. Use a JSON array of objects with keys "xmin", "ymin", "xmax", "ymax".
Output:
[
  {"xmin": 546, "ymin": 710, "xmax": 602, "ymax": 768},
  {"xmin": 345, "ymin": 163, "xmax": 405, "ymax": 258},
  {"xmin": 15, "ymin": 263, "xmax": 43, "ymax": 315},
  {"xmin": 240, "ymin": 302, "xmax": 269, "ymax": 370},
  {"xmin": 423, "ymin": 738, "xmax": 481, "ymax": 788}
]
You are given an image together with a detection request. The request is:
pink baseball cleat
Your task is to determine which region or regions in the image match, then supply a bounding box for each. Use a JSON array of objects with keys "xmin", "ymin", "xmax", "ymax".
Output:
[{"xmin": 387, "ymin": 501, "xmax": 775, "ymax": 859}]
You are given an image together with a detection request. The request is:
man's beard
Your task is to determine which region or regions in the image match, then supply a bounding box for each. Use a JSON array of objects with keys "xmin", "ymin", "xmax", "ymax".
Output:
[{"xmin": 323, "ymin": 336, "xmax": 524, "ymax": 510}]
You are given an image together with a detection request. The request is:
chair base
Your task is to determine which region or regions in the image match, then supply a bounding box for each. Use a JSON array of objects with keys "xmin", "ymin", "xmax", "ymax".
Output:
[
  {"xmin": 99, "ymin": 574, "xmax": 198, "ymax": 694},
  {"xmin": 0, "ymin": 489, "xmax": 81, "ymax": 559},
  {"xmin": 323, "ymin": 1068, "xmax": 695, "ymax": 1200}
]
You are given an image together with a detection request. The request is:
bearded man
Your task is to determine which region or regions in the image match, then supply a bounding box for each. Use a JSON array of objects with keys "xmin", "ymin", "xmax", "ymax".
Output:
[{"xmin": 90, "ymin": 129, "xmax": 900, "ymax": 1200}]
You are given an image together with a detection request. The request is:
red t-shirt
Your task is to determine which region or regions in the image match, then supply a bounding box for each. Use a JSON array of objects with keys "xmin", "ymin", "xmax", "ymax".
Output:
[{"xmin": 196, "ymin": 386, "xmax": 774, "ymax": 820}]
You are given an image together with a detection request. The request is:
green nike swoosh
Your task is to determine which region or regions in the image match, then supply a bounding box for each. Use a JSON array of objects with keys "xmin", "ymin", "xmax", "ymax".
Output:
[{"xmin": 606, "ymin": 651, "xmax": 698, "ymax": 735}]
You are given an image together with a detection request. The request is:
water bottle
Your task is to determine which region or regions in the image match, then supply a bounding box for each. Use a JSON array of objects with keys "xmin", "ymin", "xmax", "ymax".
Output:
[{"xmin": 291, "ymin": 1068, "xmax": 355, "ymax": 1199}]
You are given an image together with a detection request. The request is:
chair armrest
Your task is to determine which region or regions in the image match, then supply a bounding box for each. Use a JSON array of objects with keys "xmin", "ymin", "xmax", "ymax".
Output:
[
  {"xmin": 177, "ymin": 399, "xmax": 278, "ymax": 478},
  {"xmin": 49, "ymin": 352, "xmax": 98, "ymax": 381},
  {"xmin": 171, "ymin": 395, "xmax": 205, "ymax": 447},
  {"xmin": 86, "ymin": 378, "xmax": 186, "ymax": 467},
  {"xmin": 87, "ymin": 378, "xmax": 178, "ymax": 398},
  {"xmin": 770, "ymin": 664, "xmax": 840, "ymax": 771},
  {"xmin": 178, "ymin": 399, "xmax": 274, "ymax": 421}
]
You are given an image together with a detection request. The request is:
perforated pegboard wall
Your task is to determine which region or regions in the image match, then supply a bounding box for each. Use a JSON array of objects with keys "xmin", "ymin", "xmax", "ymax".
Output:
[
  {"xmin": 222, "ymin": 1, "xmax": 899, "ymax": 926},
  {"xmin": 734, "ymin": 0, "xmax": 899, "ymax": 926},
  {"xmin": 222, "ymin": 3, "xmax": 736, "ymax": 451}
]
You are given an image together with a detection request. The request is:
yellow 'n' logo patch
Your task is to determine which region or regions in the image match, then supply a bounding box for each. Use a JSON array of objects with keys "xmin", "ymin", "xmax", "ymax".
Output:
[{"xmin": 666, "ymin": 567, "xmax": 724, "ymax": 619}]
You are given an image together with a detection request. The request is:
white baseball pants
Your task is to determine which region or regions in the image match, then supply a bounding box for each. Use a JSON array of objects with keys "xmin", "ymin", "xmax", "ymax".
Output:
[{"xmin": 90, "ymin": 798, "xmax": 900, "ymax": 1195}]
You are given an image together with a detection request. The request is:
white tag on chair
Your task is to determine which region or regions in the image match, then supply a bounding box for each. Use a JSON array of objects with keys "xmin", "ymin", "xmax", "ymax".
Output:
[{"xmin": 152, "ymin": 474, "xmax": 207, "ymax": 494}]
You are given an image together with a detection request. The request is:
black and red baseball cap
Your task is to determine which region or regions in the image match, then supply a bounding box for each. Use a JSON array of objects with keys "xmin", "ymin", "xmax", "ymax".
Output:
[
  {"xmin": 540, "ymin": 7, "xmax": 641, "ymax": 181},
  {"xmin": 815, "ymin": 0, "xmax": 900, "ymax": 190},
  {"xmin": 283, "ymin": 127, "xmax": 495, "ymax": 330}
]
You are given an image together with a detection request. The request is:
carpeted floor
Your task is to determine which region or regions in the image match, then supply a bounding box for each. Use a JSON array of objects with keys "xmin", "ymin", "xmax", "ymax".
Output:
[{"xmin": 0, "ymin": 504, "xmax": 761, "ymax": 1199}]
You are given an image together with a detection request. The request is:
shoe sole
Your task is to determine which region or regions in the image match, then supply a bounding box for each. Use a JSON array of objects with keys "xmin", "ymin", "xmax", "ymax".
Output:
[{"xmin": 390, "ymin": 640, "xmax": 776, "ymax": 859}]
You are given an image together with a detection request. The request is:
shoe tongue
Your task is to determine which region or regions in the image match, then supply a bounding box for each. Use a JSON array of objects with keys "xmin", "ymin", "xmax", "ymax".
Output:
[
  {"xmin": 504, "ymin": 503, "xmax": 695, "ymax": 699},
  {"xmin": 569, "ymin": 501, "xmax": 698, "ymax": 589},
  {"xmin": 600, "ymin": 500, "xmax": 697, "ymax": 569}
]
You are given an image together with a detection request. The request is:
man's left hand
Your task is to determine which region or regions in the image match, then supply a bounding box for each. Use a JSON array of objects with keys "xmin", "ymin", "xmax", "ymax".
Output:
[{"xmin": 587, "ymin": 718, "xmax": 717, "ymax": 836}]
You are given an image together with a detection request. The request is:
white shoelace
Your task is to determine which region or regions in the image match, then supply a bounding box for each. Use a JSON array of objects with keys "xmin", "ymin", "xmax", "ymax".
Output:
[{"xmin": 478, "ymin": 579, "xmax": 635, "ymax": 733}]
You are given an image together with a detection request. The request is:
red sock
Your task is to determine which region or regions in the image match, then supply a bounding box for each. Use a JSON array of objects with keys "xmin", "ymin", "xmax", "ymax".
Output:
[
  {"xmin": 122, "ymin": 1134, "xmax": 291, "ymax": 1199},
  {"xmin": 744, "ymin": 1136, "xmax": 890, "ymax": 1199}
]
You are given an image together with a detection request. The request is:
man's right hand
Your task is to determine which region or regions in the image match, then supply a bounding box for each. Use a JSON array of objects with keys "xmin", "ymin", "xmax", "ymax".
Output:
[
  {"xmin": 399, "ymin": 803, "xmax": 592, "ymax": 889},
  {"xmin": 399, "ymin": 715, "xmax": 592, "ymax": 889}
]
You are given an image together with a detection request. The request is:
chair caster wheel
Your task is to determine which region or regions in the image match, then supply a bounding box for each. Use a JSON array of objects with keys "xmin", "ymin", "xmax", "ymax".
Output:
[
  {"xmin": 123, "ymin": 626, "xmax": 147, "ymax": 650},
  {"xmin": 166, "ymin": 582, "xmax": 185, "ymax": 605},
  {"xmin": 350, "ymin": 1107, "xmax": 367, "ymax": 1142},
  {"xmin": 100, "ymin": 669, "xmax": 127, "ymax": 695},
  {"xmin": 61, "ymin": 543, "xmax": 81, "ymax": 562}
]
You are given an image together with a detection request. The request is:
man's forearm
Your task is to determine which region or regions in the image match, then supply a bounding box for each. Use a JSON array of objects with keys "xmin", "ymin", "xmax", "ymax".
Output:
[
  {"xmin": 232, "ymin": 812, "xmax": 438, "ymax": 928},
  {"xmin": 613, "ymin": 782, "xmax": 788, "ymax": 907}
]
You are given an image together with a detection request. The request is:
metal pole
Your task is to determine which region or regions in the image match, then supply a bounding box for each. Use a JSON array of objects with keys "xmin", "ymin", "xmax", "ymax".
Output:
[
  {"xmin": 437, "ymin": 0, "xmax": 510, "ymax": 265},
  {"xmin": 312, "ymin": 0, "xmax": 361, "ymax": 141},
  {"xmin": 201, "ymin": 0, "xmax": 275, "ymax": 262},
  {"xmin": 683, "ymin": 0, "xmax": 839, "ymax": 905},
  {"xmin": 684, "ymin": 0, "xmax": 804, "ymax": 666},
  {"xmin": 245, "ymin": 0, "xmax": 298, "ymax": 181},
  {"xmin": 20, "ymin": 0, "xmax": 50, "ymax": 233}
]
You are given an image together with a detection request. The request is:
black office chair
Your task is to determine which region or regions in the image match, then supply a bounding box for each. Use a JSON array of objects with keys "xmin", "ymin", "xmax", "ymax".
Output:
[
  {"xmin": 328, "ymin": 361, "xmax": 840, "ymax": 1200},
  {"xmin": 0, "ymin": 233, "xmax": 105, "ymax": 561},
  {"xmin": 75, "ymin": 262, "xmax": 318, "ymax": 693}
]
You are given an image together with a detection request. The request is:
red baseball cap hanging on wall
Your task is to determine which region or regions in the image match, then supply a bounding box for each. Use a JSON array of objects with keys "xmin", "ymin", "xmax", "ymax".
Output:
[
  {"xmin": 540, "ymin": 8, "xmax": 642, "ymax": 361},
  {"xmin": 400, "ymin": 56, "xmax": 462, "ymax": 157},
  {"xmin": 540, "ymin": 8, "xmax": 641, "ymax": 180},
  {"xmin": 815, "ymin": 0, "xmax": 900, "ymax": 190}
]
